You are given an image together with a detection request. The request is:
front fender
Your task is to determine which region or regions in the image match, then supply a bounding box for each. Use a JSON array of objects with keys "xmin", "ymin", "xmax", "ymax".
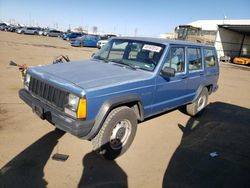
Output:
[{"xmin": 82, "ymin": 94, "xmax": 144, "ymax": 140}]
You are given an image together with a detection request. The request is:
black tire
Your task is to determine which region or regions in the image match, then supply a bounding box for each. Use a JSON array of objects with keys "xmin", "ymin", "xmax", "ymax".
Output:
[
  {"xmin": 186, "ymin": 87, "xmax": 208, "ymax": 116},
  {"xmin": 92, "ymin": 106, "xmax": 137, "ymax": 160}
]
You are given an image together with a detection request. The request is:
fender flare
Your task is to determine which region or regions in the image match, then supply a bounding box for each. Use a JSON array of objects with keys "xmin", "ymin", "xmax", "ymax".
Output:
[
  {"xmin": 83, "ymin": 94, "xmax": 144, "ymax": 140},
  {"xmin": 192, "ymin": 84, "xmax": 205, "ymax": 103}
]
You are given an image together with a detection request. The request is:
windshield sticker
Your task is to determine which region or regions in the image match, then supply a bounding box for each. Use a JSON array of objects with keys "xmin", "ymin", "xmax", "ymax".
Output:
[{"xmin": 142, "ymin": 45, "xmax": 162, "ymax": 52}]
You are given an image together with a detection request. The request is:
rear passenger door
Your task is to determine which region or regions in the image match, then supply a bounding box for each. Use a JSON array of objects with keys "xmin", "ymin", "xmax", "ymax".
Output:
[{"xmin": 187, "ymin": 47, "xmax": 205, "ymax": 99}]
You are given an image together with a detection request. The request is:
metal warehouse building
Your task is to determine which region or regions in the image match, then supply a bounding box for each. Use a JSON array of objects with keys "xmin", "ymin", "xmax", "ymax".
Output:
[{"xmin": 188, "ymin": 19, "xmax": 250, "ymax": 58}]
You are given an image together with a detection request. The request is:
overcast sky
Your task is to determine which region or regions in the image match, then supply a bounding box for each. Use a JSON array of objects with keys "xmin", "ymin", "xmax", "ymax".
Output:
[{"xmin": 0, "ymin": 0, "xmax": 250, "ymax": 36}]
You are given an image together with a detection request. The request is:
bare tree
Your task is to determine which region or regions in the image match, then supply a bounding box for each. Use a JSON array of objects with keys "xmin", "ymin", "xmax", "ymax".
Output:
[
  {"xmin": 75, "ymin": 26, "xmax": 84, "ymax": 33},
  {"xmin": 92, "ymin": 26, "xmax": 98, "ymax": 34}
]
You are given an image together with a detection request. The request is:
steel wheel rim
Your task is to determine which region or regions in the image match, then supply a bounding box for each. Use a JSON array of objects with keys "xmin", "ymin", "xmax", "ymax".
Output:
[
  {"xmin": 110, "ymin": 119, "xmax": 132, "ymax": 150},
  {"xmin": 197, "ymin": 95, "xmax": 206, "ymax": 112}
]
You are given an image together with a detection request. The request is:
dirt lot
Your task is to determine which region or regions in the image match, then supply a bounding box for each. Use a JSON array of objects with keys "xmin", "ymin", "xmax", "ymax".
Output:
[{"xmin": 0, "ymin": 31, "xmax": 250, "ymax": 188}]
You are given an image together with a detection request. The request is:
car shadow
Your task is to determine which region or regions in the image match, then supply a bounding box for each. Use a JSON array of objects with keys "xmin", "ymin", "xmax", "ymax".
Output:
[
  {"xmin": 78, "ymin": 144, "xmax": 128, "ymax": 188},
  {"xmin": 162, "ymin": 102, "xmax": 250, "ymax": 188},
  {"xmin": 0, "ymin": 128, "xmax": 65, "ymax": 188}
]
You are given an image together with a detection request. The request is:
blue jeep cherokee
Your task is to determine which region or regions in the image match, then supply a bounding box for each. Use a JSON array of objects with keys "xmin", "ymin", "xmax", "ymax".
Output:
[{"xmin": 19, "ymin": 37, "xmax": 219, "ymax": 159}]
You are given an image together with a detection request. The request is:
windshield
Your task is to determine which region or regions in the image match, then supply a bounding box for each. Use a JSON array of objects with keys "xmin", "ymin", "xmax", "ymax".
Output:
[{"xmin": 93, "ymin": 38, "xmax": 165, "ymax": 71}]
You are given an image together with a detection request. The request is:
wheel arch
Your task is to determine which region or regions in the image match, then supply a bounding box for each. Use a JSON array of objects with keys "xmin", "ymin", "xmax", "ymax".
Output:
[
  {"xmin": 85, "ymin": 94, "xmax": 144, "ymax": 140},
  {"xmin": 192, "ymin": 84, "xmax": 212, "ymax": 102}
]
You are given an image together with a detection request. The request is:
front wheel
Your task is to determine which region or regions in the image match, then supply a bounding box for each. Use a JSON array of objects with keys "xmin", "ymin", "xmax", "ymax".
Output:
[{"xmin": 92, "ymin": 106, "xmax": 137, "ymax": 160}]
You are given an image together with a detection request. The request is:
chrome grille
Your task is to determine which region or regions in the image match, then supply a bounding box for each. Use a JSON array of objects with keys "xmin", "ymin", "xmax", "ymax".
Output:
[{"xmin": 29, "ymin": 77, "xmax": 68, "ymax": 109}]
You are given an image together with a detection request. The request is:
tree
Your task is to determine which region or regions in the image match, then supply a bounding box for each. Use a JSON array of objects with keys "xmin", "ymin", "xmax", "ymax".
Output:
[
  {"xmin": 92, "ymin": 26, "xmax": 98, "ymax": 34},
  {"xmin": 75, "ymin": 26, "xmax": 84, "ymax": 33}
]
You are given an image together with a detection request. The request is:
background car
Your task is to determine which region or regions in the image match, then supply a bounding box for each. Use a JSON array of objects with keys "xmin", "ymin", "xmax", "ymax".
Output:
[
  {"xmin": 233, "ymin": 56, "xmax": 250, "ymax": 65},
  {"xmin": 71, "ymin": 34, "xmax": 100, "ymax": 47},
  {"xmin": 97, "ymin": 34, "xmax": 117, "ymax": 49},
  {"xmin": 16, "ymin": 27, "xmax": 24, "ymax": 34},
  {"xmin": 0, "ymin": 23, "xmax": 8, "ymax": 31},
  {"xmin": 5, "ymin": 25, "xmax": 18, "ymax": 32},
  {"xmin": 63, "ymin": 32, "xmax": 84, "ymax": 41},
  {"xmin": 17, "ymin": 27, "xmax": 40, "ymax": 35},
  {"xmin": 46, "ymin": 29, "xmax": 63, "ymax": 37},
  {"xmin": 220, "ymin": 55, "xmax": 231, "ymax": 63}
]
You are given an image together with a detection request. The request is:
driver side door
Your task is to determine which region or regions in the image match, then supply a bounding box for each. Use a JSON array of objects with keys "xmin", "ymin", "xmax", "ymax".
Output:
[{"xmin": 152, "ymin": 45, "xmax": 190, "ymax": 114}]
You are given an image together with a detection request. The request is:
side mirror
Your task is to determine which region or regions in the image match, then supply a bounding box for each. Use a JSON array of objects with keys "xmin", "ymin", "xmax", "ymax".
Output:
[{"xmin": 161, "ymin": 67, "xmax": 175, "ymax": 77}]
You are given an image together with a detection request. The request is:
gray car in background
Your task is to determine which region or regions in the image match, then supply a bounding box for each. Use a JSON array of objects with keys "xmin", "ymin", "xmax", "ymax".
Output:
[
  {"xmin": 45, "ymin": 29, "xmax": 63, "ymax": 37},
  {"xmin": 17, "ymin": 27, "xmax": 40, "ymax": 35}
]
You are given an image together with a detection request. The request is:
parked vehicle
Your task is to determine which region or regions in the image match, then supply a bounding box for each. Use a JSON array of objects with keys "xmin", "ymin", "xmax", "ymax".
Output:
[
  {"xmin": 5, "ymin": 24, "xmax": 18, "ymax": 32},
  {"xmin": 0, "ymin": 23, "xmax": 8, "ymax": 31},
  {"xmin": 19, "ymin": 37, "xmax": 219, "ymax": 159},
  {"xmin": 63, "ymin": 32, "xmax": 84, "ymax": 41},
  {"xmin": 97, "ymin": 34, "xmax": 117, "ymax": 49},
  {"xmin": 220, "ymin": 55, "xmax": 231, "ymax": 63},
  {"xmin": 46, "ymin": 29, "xmax": 63, "ymax": 37},
  {"xmin": 16, "ymin": 27, "xmax": 24, "ymax": 34},
  {"xmin": 38, "ymin": 28, "xmax": 45, "ymax": 36},
  {"xmin": 233, "ymin": 56, "xmax": 250, "ymax": 65},
  {"xmin": 71, "ymin": 34, "xmax": 100, "ymax": 47},
  {"xmin": 17, "ymin": 27, "xmax": 40, "ymax": 35}
]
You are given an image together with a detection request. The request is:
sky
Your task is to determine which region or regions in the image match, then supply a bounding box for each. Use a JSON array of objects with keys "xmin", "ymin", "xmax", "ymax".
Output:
[{"xmin": 0, "ymin": 0, "xmax": 250, "ymax": 37}]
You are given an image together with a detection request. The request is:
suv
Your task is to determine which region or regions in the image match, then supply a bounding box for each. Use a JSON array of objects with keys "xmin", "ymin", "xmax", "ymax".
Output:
[
  {"xmin": 19, "ymin": 37, "xmax": 219, "ymax": 159},
  {"xmin": 18, "ymin": 27, "xmax": 40, "ymax": 35}
]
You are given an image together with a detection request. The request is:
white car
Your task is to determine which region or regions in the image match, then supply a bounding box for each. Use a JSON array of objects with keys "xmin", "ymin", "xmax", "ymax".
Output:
[
  {"xmin": 97, "ymin": 34, "xmax": 117, "ymax": 49},
  {"xmin": 97, "ymin": 40, "xmax": 108, "ymax": 49}
]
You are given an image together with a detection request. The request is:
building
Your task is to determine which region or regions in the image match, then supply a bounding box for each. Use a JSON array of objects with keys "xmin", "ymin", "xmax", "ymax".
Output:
[{"xmin": 187, "ymin": 19, "xmax": 250, "ymax": 58}]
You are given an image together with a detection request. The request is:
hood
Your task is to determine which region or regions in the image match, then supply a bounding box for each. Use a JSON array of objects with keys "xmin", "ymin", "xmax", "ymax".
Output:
[{"xmin": 29, "ymin": 60, "xmax": 152, "ymax": 91}]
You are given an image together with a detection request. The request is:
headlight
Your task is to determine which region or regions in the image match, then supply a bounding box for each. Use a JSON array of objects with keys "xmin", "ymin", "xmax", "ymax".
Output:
[
  {"xmin": 68, "ymin": 93, "xmax": 79, "ymax": 111},
  {"xmin": 24, "ymin": 74, "xmax": 31, "ymax": 90},
  {"xmin": 64, "ymin": 93, "xmax": 87, "ymax": 119}
]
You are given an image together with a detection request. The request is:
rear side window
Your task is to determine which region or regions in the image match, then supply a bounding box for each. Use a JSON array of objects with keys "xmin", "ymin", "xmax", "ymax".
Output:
[
  {"xmin": 204, "ymin": 48, "xmax": 216, "ymax": 67},
  {"xmin": 187, "ymin": 48, "xmax": 202, "ymax": 71}
]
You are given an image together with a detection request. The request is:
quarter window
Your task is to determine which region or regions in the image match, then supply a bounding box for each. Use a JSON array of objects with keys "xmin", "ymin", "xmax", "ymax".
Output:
[
  {"xmin": 204, "ymin": 48, "xmax": 216, "ymax": 67},
  {"xmin": 188, "ymin": 48, "xmax": 202, "ymax": 71}
]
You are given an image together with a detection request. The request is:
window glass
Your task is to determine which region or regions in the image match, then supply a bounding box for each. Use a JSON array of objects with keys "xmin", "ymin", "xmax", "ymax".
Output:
[
  {"xmin": 162, "ymin": 47, "xmax": 185, "ymax": 73},
  {"xmin": 93, "ymin": 39, "xmax": 165, "ymax": 71},
  {"xmin": 188, "ymin": 48, "xmax": 202, "ymax": 71},
  {"xmin": 108, "ymin": 41, "xmax": 128, "ymax": 59},
  {"xmin": 204, "ymin": 48, "xmax": 216, "ymax": 67}
]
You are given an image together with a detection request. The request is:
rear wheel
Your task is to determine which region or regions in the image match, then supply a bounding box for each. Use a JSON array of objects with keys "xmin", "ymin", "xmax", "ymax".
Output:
[
  {"xmin": 92, "ymin": 106, "xmax": 137, "ymax": 160},
  {"xmin": 186, "ymin": 87, "xmax": 208, "ymax": 116}
]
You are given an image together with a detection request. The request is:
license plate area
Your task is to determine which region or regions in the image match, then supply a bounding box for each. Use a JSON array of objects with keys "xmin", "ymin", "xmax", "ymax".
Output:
[{"xmin": 32, "ymin": 104, "xmax": 45, "ymax": 120}]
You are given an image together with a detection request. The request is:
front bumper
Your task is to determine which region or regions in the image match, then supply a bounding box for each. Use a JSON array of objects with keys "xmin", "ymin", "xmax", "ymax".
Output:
[{"xmin": 19, "ymin": 89, "xmax": 94, "ymax": 139}]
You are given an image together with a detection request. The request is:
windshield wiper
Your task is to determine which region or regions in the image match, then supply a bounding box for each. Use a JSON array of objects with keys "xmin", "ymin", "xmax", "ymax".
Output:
[{"xmin": 109, "ymin": 59, "xmax": 137, "ymax": 70}]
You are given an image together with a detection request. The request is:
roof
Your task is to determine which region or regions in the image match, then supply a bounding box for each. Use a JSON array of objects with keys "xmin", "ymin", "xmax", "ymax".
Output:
[
  {"xmin": 188, "ymin": 19, "xmax": 250, "ymax": 31},
  {"xmin": 115, "ymin": 36, "xmax": 213, "ymax": 47}
]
